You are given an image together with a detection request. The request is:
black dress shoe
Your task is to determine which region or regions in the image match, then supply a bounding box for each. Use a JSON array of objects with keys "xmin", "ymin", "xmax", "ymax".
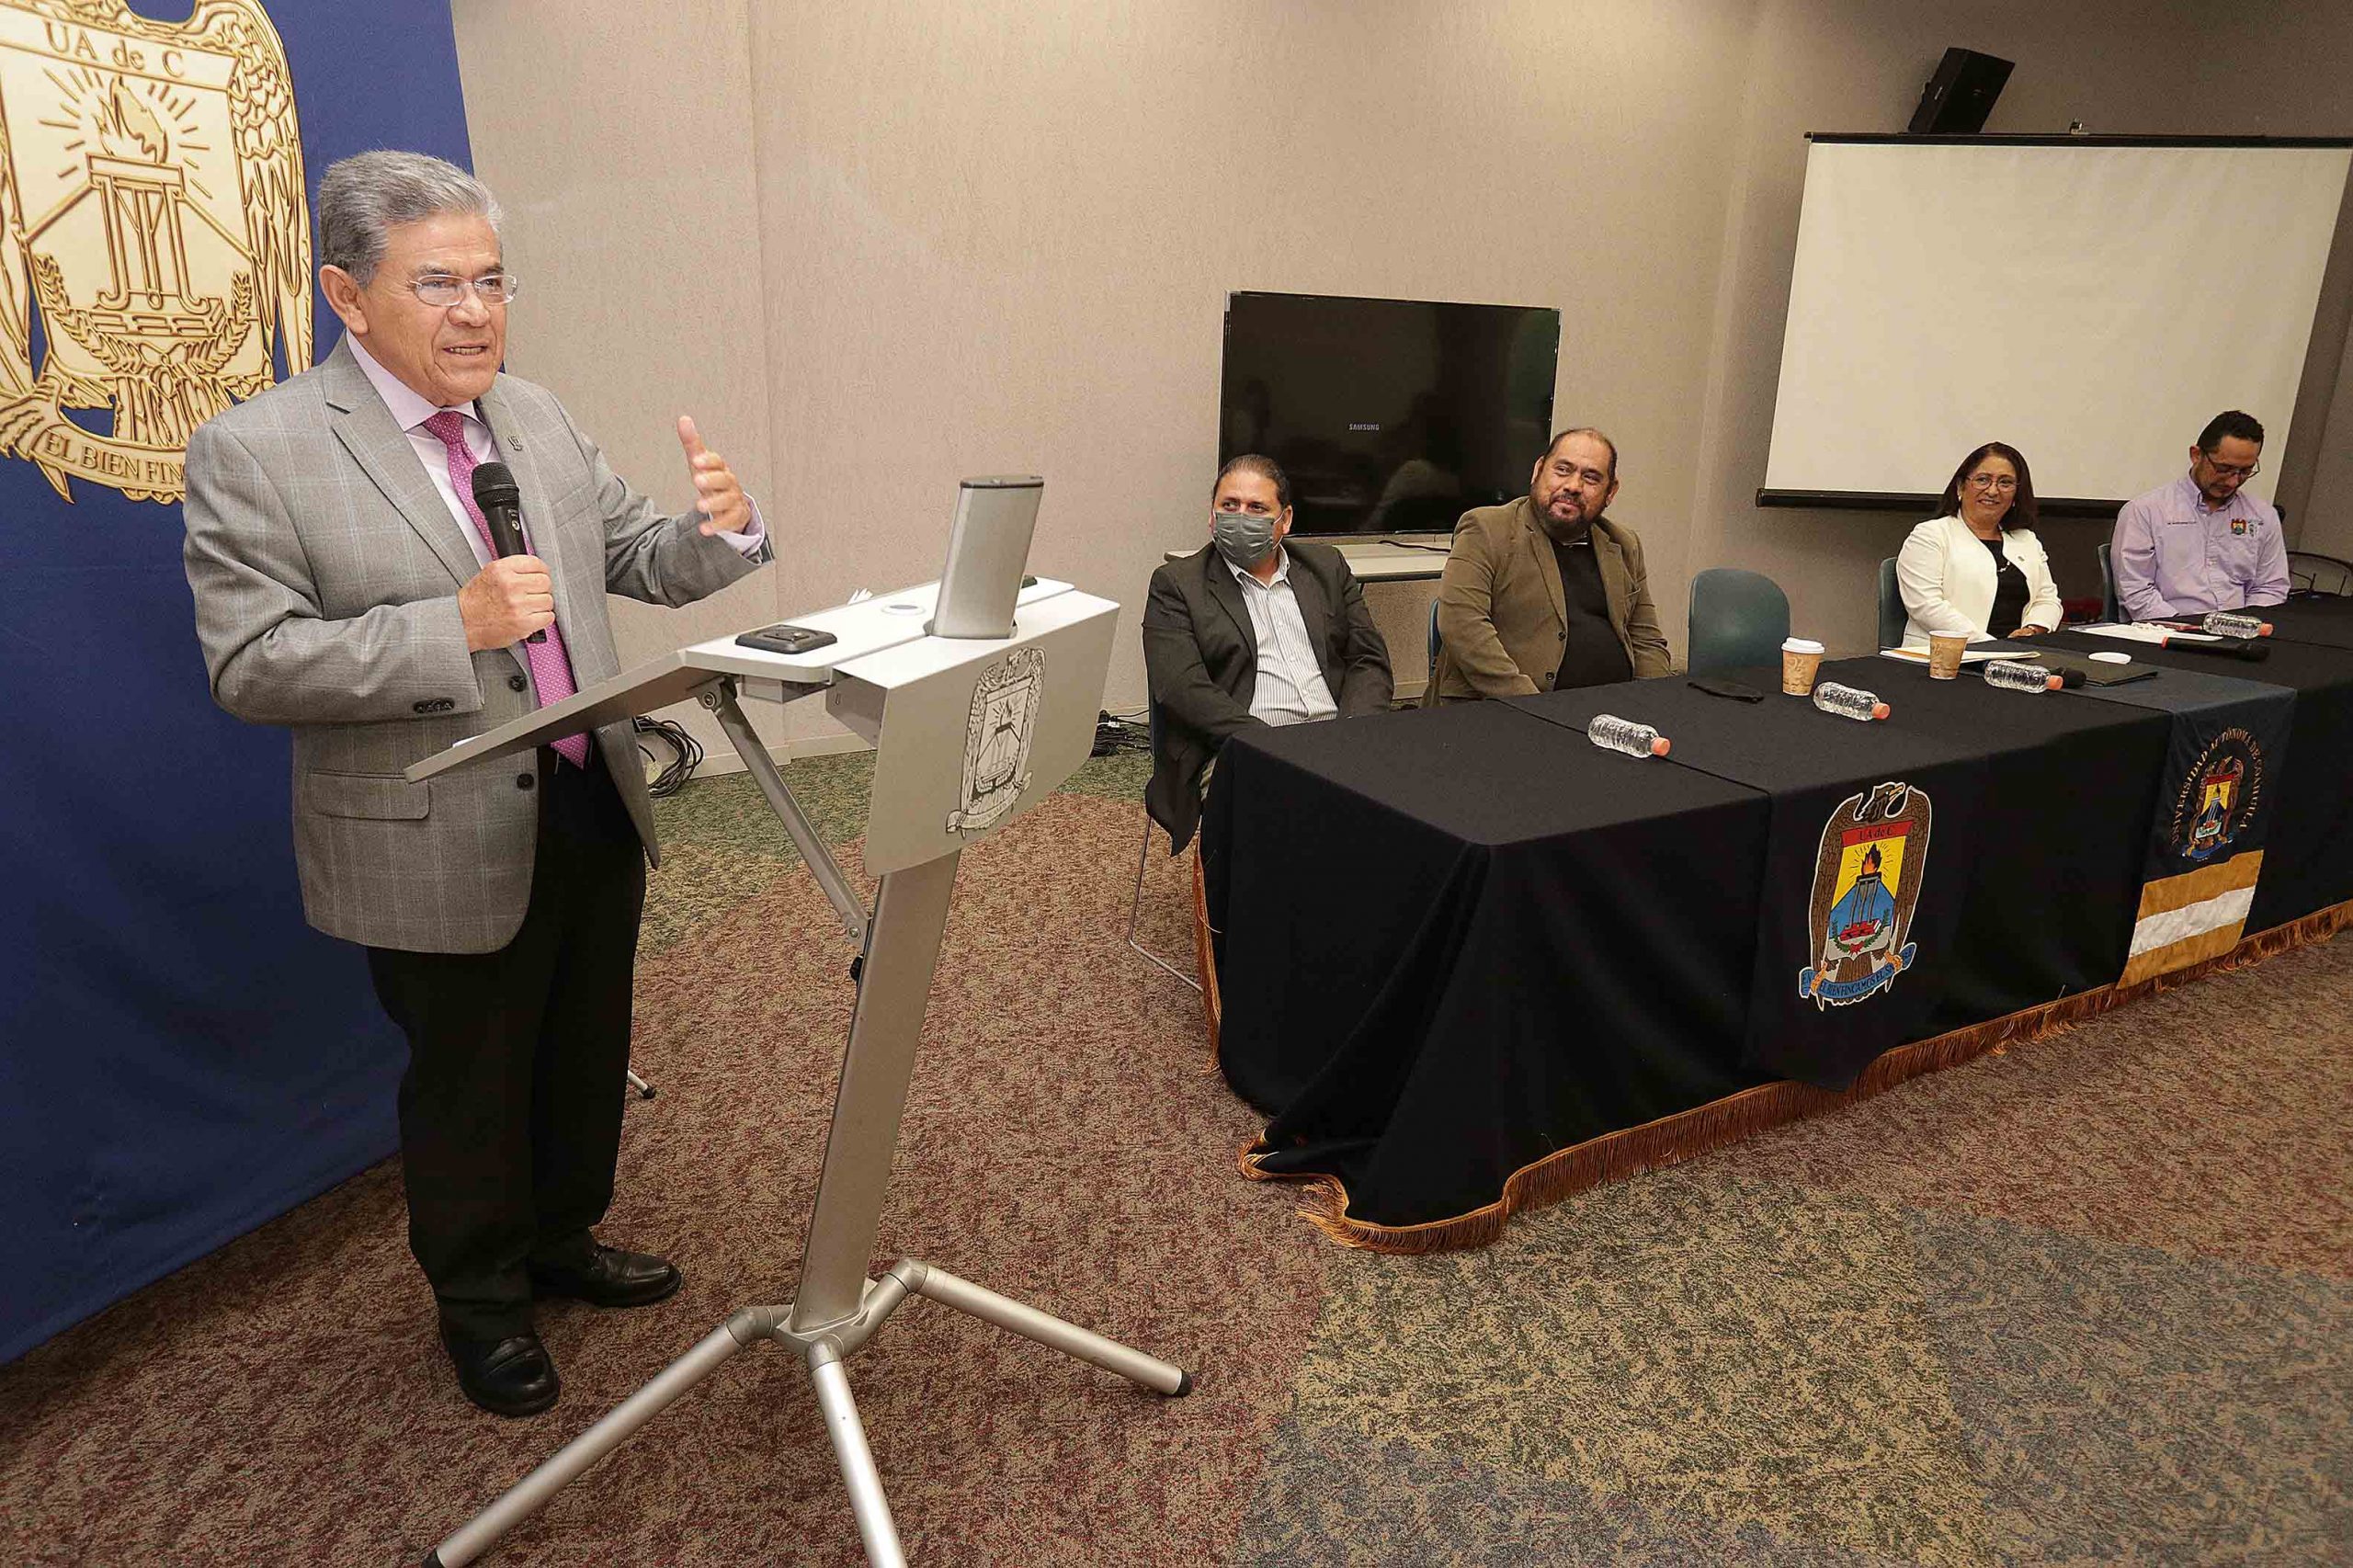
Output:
[
  {"xmin": 441, "ymin": 1329, "xmax": 559, "ymax": 1417},
  {"xmin": 529, "ymin": 1244, "xmax": 683, "ymax": 1308}
]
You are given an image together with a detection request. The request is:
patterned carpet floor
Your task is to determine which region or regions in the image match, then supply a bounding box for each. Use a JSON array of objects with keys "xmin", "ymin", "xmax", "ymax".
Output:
[{"xmin": 2, "ymin": 749, "xmax": 2347, "ymax": 1565}]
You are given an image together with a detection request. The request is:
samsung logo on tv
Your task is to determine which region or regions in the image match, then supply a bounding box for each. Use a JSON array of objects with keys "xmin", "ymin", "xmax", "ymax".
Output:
[{"xmin": 1347, "ymin": 422, "xmax": 1382, "ymax": 431}]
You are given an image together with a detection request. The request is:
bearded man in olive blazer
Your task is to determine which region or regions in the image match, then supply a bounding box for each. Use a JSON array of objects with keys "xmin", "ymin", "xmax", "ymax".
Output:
[
  {"xmin": 1142, "ymin": 455, "xmax": 1392, "ymax": 851},
  {"xmin": 1427, "ymin": 426, "xmax": 1671, "ymax": 701}
]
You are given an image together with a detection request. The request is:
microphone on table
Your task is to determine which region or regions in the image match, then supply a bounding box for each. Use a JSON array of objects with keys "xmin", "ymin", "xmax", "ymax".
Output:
[
  {"xmin": 470, "ymin": 461, "xmax": 545, "ymax": 644},
  {"xmin": 2163, "ymin": 637, "xmax": 2269, "ymax": 662}
]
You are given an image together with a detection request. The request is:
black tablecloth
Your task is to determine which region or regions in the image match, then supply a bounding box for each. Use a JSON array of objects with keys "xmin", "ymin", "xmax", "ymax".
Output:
[
  {"xmin": 1207, "ymin": 701, "xmax": 1767, "ymax": 1230},
  {"xmin": 1510, "ymin": 670, "xmax": 1987, "ymax": 1087},
  {"xmin": 2025, "ymin": 644, "xmax": 2294, "ymax": 980},
  {"xmin": 1817, "ymin": 658, "xmax": 2173, "ymax": 1030},
  {"xmin": 2221, "ymin": 596, "xmax": 2353, "ymax": 651},
  {"xmin": 1514, "ymin": 658, "xmax": 2192, "ymax": 1083},
  {"xmin": 2046, "ymin": 631, "xmax": 2353, "ymax": 931},
  {"xmin": 1203, "ymin": 637, "xmax": 2353, "ymax": 1238}
]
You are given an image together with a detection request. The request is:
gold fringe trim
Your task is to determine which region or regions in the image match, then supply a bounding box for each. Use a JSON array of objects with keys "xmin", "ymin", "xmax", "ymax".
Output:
[{"xmin": 1237, "ymin": 899, "xmax": 2353, "ymax": 1254}]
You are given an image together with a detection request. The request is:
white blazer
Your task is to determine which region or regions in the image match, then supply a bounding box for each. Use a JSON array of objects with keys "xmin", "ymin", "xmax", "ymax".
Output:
[{"xmin": 1896, "ymin": 515, "xmax": 2063, "ymax": 647}]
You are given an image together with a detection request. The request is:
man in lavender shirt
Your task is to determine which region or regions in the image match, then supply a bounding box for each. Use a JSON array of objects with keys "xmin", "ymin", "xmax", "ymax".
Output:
[{"xmin": 2111, "ymin": 410, "xmax": 2289, "ymax": 620}]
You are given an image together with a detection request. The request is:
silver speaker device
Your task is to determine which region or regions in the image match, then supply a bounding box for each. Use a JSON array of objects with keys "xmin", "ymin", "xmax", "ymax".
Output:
[{"xmin": 926, "ymin": 475, "xmax": 1042, "ymax": 639}]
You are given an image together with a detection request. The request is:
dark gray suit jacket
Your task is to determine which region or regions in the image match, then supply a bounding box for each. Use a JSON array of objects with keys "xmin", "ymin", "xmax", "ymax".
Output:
[
  {"xmin": 1141, "ymin": 540, "xmax": 1392, "ymax": 850},
  {"xmin": 183, "ymin": 336, "xmax": 770, "ymax": 953}
]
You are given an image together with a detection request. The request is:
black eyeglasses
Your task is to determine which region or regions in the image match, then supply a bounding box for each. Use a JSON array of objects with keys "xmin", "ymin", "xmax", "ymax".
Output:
[{"xmin": 2200, "ymin": 454, "xmax": 2259, "ymax": 480}]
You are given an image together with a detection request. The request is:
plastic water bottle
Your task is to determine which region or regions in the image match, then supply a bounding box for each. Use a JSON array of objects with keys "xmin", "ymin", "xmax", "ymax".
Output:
[
  {"xmin": 2201, "ymin": 610, "xmax": 2271, "ymax": 638},
  {"xmin": 1812, "ymin": 681, "xmax": 1890, "ymax": 722},
  {"xmin": 1983, "ymin": 659, "xmax": 2062, "ymax": 692},
  {"xmin": 1586, "ymin": 713, "xmax": 1670, "ymax": 757}
]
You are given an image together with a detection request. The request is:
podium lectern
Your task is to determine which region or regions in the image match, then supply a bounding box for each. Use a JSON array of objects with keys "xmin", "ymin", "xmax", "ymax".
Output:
[{"xmin": 408, "ymin": 575, "xmax": 1188, "ymax": 1567}]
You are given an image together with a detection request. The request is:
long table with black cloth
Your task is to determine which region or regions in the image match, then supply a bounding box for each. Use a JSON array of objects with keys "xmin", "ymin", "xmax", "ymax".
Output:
[
  {"xmin": 2047, "ymin": 612, "xmax": 2353, "ymax": 936},
  {"xmin": 1202, "ymin": 604, "xmax": 2353, "ymax": 1246}
]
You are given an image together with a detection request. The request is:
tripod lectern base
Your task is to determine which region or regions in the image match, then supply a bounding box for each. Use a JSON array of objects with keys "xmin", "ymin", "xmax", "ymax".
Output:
[
  {"xmin": 409, "ymin": 581, "xmax": 1188, "ymax": 1564},
  {"xmin": 423, "ymin": 1257, "xmax": 1188, "ymax": 1568}
]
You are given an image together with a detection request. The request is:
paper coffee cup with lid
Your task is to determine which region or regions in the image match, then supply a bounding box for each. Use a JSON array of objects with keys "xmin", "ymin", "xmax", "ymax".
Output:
[{"xmin": 1780, "ymin": 636, "xmax": 1825, "ymax": 695}]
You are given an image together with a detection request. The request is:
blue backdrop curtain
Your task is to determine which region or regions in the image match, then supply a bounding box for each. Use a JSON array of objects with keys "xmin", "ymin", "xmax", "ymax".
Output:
[{"xmin": 1, "ymin": 1, "xmax": 475, "ymax": 1362}]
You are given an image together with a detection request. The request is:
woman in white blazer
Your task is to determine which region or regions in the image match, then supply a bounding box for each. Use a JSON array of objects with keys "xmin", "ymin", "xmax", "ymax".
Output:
[{"xmin": 1896, "ymin": 441, "xmax": 2063, "ymax": 647}]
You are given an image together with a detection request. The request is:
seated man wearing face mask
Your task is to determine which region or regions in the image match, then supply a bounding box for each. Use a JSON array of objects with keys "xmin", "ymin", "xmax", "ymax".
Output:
[{"xmin": 1142, "ymin": 454, "xmax": 1393, "ymax": 851}]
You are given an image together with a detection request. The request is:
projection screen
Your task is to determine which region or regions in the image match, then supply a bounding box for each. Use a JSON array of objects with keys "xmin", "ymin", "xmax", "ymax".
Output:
[{"xmin": 1762, "ymin": 137, "xmax": 2353, "ymax": 508}]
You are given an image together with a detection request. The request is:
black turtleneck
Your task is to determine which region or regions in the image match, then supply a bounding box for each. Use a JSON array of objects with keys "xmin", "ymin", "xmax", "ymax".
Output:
[{"xmin": 1548, "ymin": 529, "xmax": 1632, "ymax": 690}]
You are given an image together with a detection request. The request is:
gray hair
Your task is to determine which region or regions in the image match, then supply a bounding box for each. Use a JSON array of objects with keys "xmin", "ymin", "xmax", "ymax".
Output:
[{"xmin": 317, "ymin": 151, "xmax": 502, "ymax": 285}]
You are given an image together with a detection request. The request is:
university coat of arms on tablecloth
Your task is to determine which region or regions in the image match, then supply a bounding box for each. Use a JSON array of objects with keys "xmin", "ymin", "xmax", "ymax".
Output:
[
  {"xmin": 2175, "ymin": 729, "xmax": 2259, "ymax": 865},
  {"xmin": 2119, "ymin": 722, "xmax": 2273, "ymax": 985},
  {"xmin": 1799, "ymin": 779, "xmax": 1933, "ymax": 1007}
]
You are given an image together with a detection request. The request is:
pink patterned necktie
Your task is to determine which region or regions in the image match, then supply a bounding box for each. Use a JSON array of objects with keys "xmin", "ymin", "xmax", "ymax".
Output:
[{"xmin": 420, "ymin": 411, "xmax": 589, "ymax": 767}]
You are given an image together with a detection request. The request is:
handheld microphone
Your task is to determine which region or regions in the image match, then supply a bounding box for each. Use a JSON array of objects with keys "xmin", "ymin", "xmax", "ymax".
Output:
[
  {"xmin": 470, "ymin": 461, "xmax": 545, "ymax": 643},
  {"xmin": 2164, "ymin": 637, "xmax": 2270, "ymax": 663}
]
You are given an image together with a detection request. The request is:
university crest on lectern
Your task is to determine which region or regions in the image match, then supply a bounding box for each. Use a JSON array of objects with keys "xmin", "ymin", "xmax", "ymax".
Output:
[
  {"xmin": 1799, "ymin": 780, "xmax": 1933, "ymax": 1007},
  {"xmin": 946, "ymin": 645, "xmax": 1044, "ymax": 835},
  {"xmin": 0, "ymin": 0, "xmax": 309, "ymax": 503}
]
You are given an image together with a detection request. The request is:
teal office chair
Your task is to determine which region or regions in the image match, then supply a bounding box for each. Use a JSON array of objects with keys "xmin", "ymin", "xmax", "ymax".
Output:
[
  {"xmin": 1877, "ymin": 557, "xmax": 1904, "ymax": 650},
  {"xmin": 2097, "ymin": 541, "xmax": 2120, "ymax": 621},
  {"xmin": 1686, "ymin": 567, "xmax": 1790, "ymax": 676},
  {"xmin": 1427, "ymin": 597, "xmax": 1442, "ymax": 669}
]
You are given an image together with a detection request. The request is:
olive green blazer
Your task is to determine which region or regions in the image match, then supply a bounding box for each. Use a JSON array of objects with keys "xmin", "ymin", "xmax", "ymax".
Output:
[{"xmin": 1426, "ymin": 496, "xmax": 1671, "ymax": 702}]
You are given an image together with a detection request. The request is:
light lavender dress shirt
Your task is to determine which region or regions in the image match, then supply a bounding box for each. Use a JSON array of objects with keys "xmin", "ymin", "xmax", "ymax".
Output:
[
  {"xmin": 347, "ymin": 335, "xmax": 766, "ymax": 566},
  {"xmin": 2111, "ymin": 473, "xmax": 2287, "ymax": 619},
  {"xmin": 1226, "ymin": 548, "xmax": 1338, "ymax": 725}
]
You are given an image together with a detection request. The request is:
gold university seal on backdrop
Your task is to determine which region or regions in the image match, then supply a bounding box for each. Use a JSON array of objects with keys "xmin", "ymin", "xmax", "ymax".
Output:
[{"xmin": 0, "ymin": 0, "xmax": 307, "ymax": 504}]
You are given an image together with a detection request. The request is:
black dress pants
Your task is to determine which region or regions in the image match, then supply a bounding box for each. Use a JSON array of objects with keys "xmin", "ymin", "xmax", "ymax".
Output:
[{"xmin": 367, "ymin": 745, "xmax": 647, "ymax": 1340}]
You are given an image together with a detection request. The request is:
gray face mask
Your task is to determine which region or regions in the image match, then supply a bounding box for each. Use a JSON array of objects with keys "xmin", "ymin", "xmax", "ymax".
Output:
[{"xmin": 1212, "ymin": 508, "xmax": 1279, "ymax": 568}]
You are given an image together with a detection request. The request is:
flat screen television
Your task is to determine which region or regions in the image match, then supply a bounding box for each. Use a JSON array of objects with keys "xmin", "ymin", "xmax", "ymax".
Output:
[{"xmin": 1218, "ymin": 291, "xmax": 1560, "ymax": 537}]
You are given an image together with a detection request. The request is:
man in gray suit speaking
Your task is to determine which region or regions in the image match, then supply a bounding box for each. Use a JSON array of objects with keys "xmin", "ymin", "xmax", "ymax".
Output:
[{"xmin": 183, "ymin": 152, "xmax": 771, "ymax": 1416}]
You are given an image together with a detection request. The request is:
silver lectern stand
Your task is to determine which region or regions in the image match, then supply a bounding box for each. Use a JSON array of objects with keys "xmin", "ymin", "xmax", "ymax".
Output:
[{"xmin": 406, "ymin": 576, "xmax": 1188, "ymax": 1566}]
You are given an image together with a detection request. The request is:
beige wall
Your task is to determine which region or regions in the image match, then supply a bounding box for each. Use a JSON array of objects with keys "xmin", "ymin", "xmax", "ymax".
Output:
[
  {"xmin": 453, "ymin": 0, "xmax": 790, "ymax": 758},
  {"xmin": 452, "ymin": 0, "xmax": 2353, "ymax": 749},
  {"xmin": 1687, "ymin": 0, "xmax": 2211, "ymax": 651},
  {"xmin": 2302, "ymin": 324, "xmax": 2353, "ymax": 562},
  {"xmin": 735, "ymin": 0, "xmax": 1756, "ymax": 702},
  {"xmin": 1677, "ymin": 0, "xmax": 2353, "ymax": 644}
]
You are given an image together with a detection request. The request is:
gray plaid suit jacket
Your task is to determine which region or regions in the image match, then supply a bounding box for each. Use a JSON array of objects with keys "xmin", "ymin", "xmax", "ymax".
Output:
[{"xmin": 183, "ymin": 335, "xmax": 770, "ymax": 954}]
